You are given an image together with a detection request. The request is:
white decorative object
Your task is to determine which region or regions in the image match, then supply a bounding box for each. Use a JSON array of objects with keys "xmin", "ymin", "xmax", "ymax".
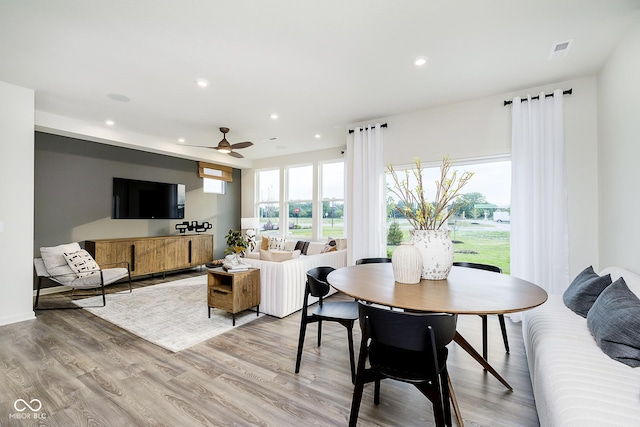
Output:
[
  {"xmin": 392, "ymin": 242, "xmax": 423, "ymax": 284},
  {"xmin": 410, "ymin": 229, "xmax": 454, "ymax": 280}
]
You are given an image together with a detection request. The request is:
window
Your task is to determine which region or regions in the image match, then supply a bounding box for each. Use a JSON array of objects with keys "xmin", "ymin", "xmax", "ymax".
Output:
[
  {"xmin": 199, "ymin": 161, "xmax": 230, "ymax": 194},
  {"xmin": 203, "ymin": 178, "xmax": 226, "ymax": 194},
  {"xmin": 386, "ymin": 158, "xmax": 511, "ymax": 273},
  {"xmin": 320, "ymin": 161, "xmax": 344, "ymax": 238},
  {"xmin": 253, "ymin": 159, "xmax": 345, "ymax": 240},
  {"xmin": 286, "ymin": 165, "xmax": 313, "ymax": 238},
  {"xmin": 257, "ymin": 169, "xmax": 280, "ymax": 236}
]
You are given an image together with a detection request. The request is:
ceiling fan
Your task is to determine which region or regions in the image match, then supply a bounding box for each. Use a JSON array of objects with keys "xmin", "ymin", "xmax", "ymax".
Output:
[
  {"xmin": 181, "ymin": 127, "xmax": 253, "ymax": 158},
  {"xmin": 213, "ymin": 127, "xmax": 253, "ymax": 158}
]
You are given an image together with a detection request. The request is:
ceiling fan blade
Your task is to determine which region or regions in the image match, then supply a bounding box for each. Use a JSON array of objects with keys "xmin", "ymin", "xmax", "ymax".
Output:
[
  {"xmin": 178, "ymin": 142, "xmax": 214, "ymax": 148},
  {"xmin": 230, "ymin": 141, "xmax": 253, "ymax": 149},
  {"xmin": 228, "ymin": 151, "xmax": 244, "ymax": 158}
]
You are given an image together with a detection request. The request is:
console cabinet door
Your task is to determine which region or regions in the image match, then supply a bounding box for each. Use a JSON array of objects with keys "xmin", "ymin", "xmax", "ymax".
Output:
[
  {"xmin": 87, "ymin": 240, "xmax": 132, "ymax": 269},
  {"xmin": 131, "ymin": 239, "xmax": 161, "ymax": 276},
  {"xmin": 190, "ymin": 235, "xmax": 214, "ymax": 266}
]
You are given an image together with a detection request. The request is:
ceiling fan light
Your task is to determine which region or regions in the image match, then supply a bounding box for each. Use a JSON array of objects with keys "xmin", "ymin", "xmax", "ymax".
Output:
[{"xmin": 217, "ymin": 147, "xmax": 231, "ymax": 154}]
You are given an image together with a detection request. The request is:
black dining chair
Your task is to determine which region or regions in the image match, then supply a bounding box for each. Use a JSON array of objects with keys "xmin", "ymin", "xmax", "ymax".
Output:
[
  {"xmin": 355, "ymin": 257, "xmax": 392, "ymax": 265},
  {"xmin": 453, "ymin": 261, "xmax": 509, "ymax": 360},
  {"xmin": 349, "ymin": 302, "xmax": 459, "ymax": 427},
  {"xmin": 295, "ymin": 266, "xmax": 359, "ymax": 383}
]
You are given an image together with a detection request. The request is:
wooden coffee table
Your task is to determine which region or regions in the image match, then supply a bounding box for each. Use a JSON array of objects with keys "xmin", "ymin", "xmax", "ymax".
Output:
[{"xmin": 207, "ymin": 267, "xmax": 260, "ymax": 325}]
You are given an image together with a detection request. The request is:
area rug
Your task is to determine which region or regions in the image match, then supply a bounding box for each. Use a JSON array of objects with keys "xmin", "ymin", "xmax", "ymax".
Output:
[{"xmin": 72, "ymin": 275, "xmax": 263, "ymax": 352}]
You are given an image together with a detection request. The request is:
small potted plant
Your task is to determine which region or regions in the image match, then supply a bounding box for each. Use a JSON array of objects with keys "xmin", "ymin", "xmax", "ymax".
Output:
[
  {"xmin": 387, "ymin": 157, "xmax": 473, "ymax": 279},
  {"xmin": 224, "ymin": 229, "xmax": 248, "ymax": 264}
]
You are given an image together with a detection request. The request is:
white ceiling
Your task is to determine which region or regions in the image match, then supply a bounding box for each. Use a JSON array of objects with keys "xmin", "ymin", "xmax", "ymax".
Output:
[{"xmin": 1, "ymin": 0, "xmax": 639, "ymax": 166}]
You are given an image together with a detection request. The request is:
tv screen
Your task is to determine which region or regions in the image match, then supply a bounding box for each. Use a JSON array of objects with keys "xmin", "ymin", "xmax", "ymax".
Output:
[{"xmin": 112, "ymin": 177, "xmax": 185, "ymax": 219}]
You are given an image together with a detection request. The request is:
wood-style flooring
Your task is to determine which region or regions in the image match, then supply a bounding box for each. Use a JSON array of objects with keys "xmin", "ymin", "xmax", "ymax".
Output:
[{"xmin": 0, "ymin": 270, "xmax": 540, "ymax": 426}]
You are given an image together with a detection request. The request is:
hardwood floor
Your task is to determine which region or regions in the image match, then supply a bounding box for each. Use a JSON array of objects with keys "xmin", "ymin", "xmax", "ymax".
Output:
[{"xmin": 1, "ymin": 270, "xmax": 540, "ymax": 426}]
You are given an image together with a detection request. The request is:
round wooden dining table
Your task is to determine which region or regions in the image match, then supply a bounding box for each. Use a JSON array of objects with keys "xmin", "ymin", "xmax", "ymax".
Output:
[{"xmin": 327, "ymin": 263, "xmax": 548, "ymax": 390}]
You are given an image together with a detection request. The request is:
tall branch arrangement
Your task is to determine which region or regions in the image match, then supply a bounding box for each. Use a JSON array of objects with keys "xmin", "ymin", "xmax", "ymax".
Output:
[{"xmin": 387, "ymin": 157, "xmax": 473, "ymax": 230}]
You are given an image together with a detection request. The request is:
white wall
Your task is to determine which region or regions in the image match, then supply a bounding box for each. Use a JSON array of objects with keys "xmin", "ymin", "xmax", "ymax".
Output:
[
  {"xmin": 0, "ymin": 81, "xmax": 36, "ymax": 325},
  {"xmin": 597, "ymin": 16, "xmax": 640, "ymax": 272},
  {"xmin": 346, "ymin": 76, "xmax": 599, "ymax": 276}
]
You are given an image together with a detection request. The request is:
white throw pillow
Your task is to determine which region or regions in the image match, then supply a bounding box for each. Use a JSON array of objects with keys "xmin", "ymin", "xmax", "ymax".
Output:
[
  {"xmin": 40, "ymin": 242, "xmax": 82, "ymax": 277},
  {"xmin": 63, "ymin": 249, "xmax": 100, "ymax": 278},
  {"xmin": 260, "ymin": 249, "xmax": 301, "ymax": 262}
]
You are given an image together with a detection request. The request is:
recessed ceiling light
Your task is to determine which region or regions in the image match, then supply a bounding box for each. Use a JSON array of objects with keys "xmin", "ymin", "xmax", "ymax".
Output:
[
  {"xmin": 178, "ymin": 138, "xmax": 185, "ymax": 143},
  {"xmin": 314, "ymin": 134, "xmax": 321, "ymax": 139},
  {"xmin": 195, "ymin": 78, "xmax": 209, "ymax": 88},
  {"xmin": 270, "ymin": 113, "xmax": 279, "ymax": 120},
  {"xmin": 105, "ymin": 119, "xmax": 115, "ymax": 126},
  {"xmin": 107, "ymin": 93, "xmax": 130, "ymax": 102},
  {"xmin": 414, "ymin": 56, "xmax": 428, "ymax": 66}
]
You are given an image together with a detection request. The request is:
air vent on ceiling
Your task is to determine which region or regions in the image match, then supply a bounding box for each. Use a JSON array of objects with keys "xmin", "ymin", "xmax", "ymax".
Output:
[{"xmin": 548, "ymin": 39, "xmax": 574, "ymax": 60}]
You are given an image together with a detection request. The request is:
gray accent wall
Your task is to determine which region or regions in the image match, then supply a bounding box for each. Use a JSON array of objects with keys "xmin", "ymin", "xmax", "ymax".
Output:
[{"xmin": 34, "ymin": 131, "xmax": 239, "ymax": 263}]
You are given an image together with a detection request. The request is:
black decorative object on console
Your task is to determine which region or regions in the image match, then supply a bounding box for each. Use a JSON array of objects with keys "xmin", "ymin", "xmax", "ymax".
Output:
[{"xmin": 175, "ymin": 221, "xmax": 212, "ymax": 234}]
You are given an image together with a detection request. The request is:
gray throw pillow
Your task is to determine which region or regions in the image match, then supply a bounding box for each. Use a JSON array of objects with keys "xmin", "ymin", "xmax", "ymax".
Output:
[
  {"xmin": 587, "ymin": 278, "xmax": 640, "ymax": 368},
  {"xmin": 563, "ymin": 266, "xmax": 612, "ymax": 317}
]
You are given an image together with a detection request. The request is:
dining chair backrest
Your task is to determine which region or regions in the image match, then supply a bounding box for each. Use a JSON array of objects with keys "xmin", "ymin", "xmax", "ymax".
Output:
[
  {"xmin": 355, "ymin": 258, "xmax": 392, "ymax": 265},
  {"xmin": 306, "ymin": 266, "xmax": 336, "ymax": 298},
  {"xmin": 359, "ymin": 302, "xmax": 457, "ymax": 351},
  {"xmin": 453, "ymin": 261, "xmax": 502, "ymax": 274}
]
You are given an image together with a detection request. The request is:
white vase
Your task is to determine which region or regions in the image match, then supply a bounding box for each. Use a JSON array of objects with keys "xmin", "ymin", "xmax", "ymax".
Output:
[
  {"xmin": 392, "ymin": 242, "xmax": 423, "ymax": 284},
  {"xmin": 410, "ymin": 229, "xmax": 454, "ymax": 280}
]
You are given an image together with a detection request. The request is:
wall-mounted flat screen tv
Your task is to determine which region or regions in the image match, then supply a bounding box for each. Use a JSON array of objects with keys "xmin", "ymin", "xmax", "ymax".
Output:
[{"xmin": 112, "ymin": 177, "xmax": 185, "ymax": 219}]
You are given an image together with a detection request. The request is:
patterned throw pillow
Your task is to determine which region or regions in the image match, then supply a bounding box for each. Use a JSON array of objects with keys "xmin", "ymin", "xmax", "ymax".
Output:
[
  {"xmin": 294, "ymin": 240, "xmax": 310, "ymax": 255},
  {"xmin": 63, "ymin": 249, "xmax": 100, "ymax": 278},
  {"xmin": 328, "ymin": 237, "xmax": 347, "ymax": 251},
  {"xmin": 268, "ymin": 236, "xmax": 287, "ymax": 251},
  {"xmin": 321, "ymin": 239, "xmax": 337, "ymax": 253}
]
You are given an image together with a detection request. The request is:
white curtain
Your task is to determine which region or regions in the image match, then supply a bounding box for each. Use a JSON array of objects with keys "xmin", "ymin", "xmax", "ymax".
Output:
[
  {"xmin": 510, "ymin": 89, "xmax": 570, "ymax": 301},
  {"xmin": 346, "ymin": 124, "xmax": 386, "ymax": 265}
]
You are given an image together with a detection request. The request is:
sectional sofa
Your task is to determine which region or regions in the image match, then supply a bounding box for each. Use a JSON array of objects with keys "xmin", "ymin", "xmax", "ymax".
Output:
[
  {"xmin": 522, "ymin": 266, "xmax": 640, "ymax": 426},
  {"xmin": 242, "ymin": 239, "xmax": 347, "ymax": 318}
]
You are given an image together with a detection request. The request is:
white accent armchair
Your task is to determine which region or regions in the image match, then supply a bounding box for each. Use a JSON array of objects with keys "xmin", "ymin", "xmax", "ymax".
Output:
[{"xmin": 34, "ymin": 242, "xmax": 131, "ymax": 309}]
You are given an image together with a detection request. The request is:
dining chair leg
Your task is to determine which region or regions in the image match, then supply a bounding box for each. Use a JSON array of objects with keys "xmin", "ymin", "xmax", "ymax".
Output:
[
  {"xmin": 295, "ymin": 320, "xmax": 307, "ymax": 374},
  {"xmin": 317, "ymin": 319, "xmax": 323, "ymax": 347},
  {"xmin": 481, "ymin": 314, "xmax": 488, "ymax": 361},
  {"xmin": 498, "ymin": 314, "xmax": 510, "ymax": 353},
  {"xmin": 345, "ymin": 321, "xmax": 356, "ymax": 384},
  {"xmin": 448, "ymin": 374, "xmax": 464, "ymax": 427},
  {"xmin": 349, "ymin": 367, "xmax": 367, "ymax": 426}
]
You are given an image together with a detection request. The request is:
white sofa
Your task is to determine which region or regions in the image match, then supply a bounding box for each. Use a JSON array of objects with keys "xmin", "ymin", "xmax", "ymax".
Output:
[
  {"xmin": 522, "ymin": 267, "xmax": 640, "ymax": 427},
  {"xmin": 242, "ymin": 240, "xmax": 347, "ymax": 318}
]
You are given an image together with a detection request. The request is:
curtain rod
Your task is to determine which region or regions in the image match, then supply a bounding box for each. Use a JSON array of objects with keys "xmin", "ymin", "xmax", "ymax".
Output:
[
  {"xmin": 348, "ymin": 123, "xmax": 388, "ymax": 134},
  {"xmin": 503, "ymin": 88, "xmax": 572, "ymax": 106}
]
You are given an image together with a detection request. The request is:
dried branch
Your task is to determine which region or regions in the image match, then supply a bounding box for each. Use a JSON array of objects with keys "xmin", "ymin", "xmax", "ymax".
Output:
[{"xmin": 387, "ymin": 157, "xmax": 473, "ymax": 230}]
